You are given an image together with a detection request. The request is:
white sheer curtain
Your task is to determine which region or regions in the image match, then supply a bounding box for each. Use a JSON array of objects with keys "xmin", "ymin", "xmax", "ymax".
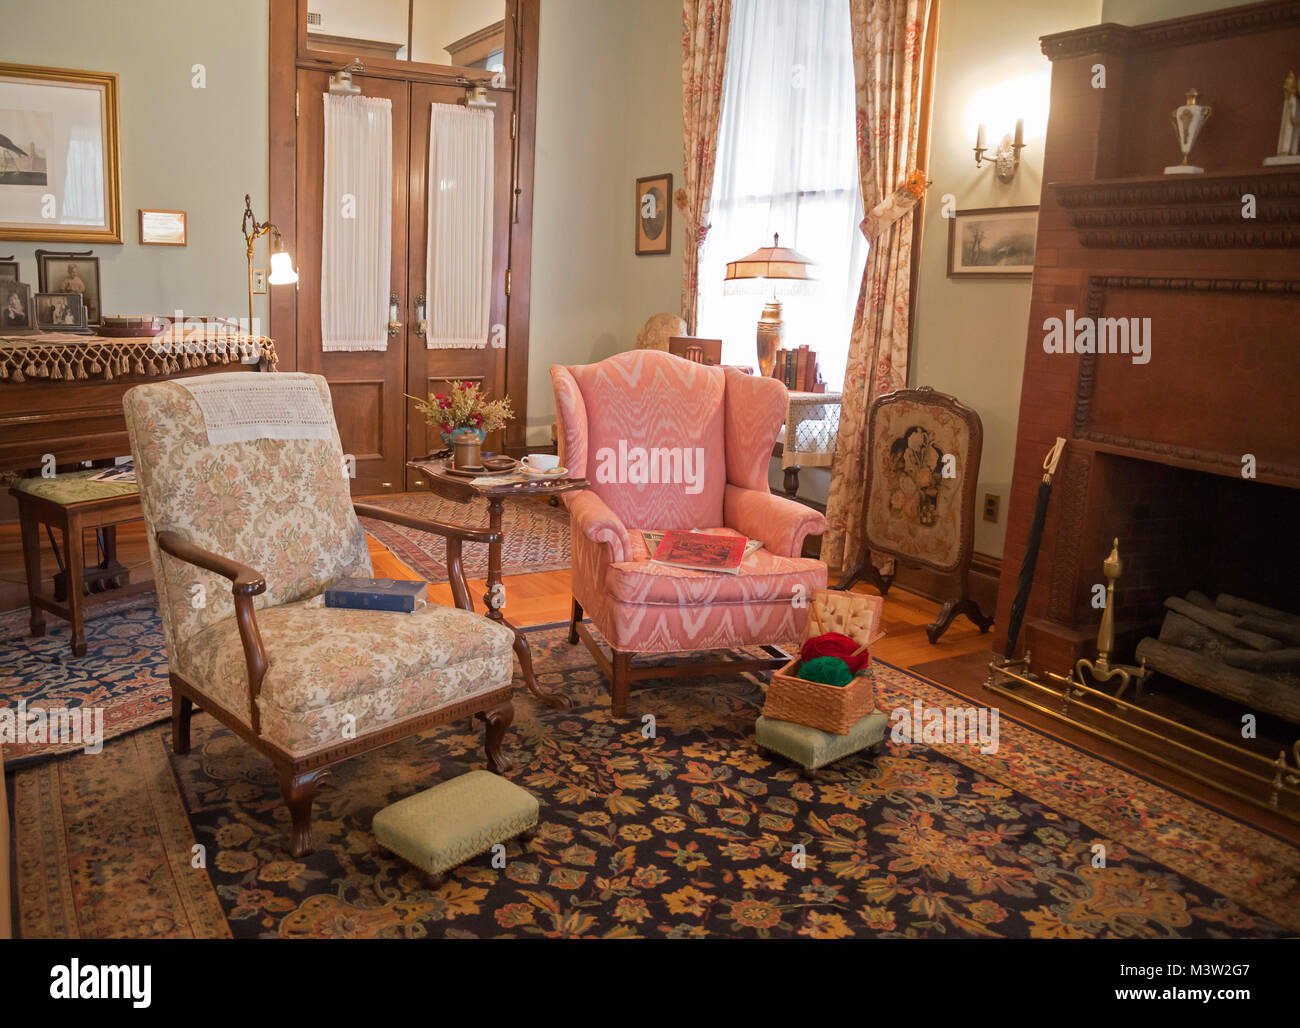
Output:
[
  {"xmin": 697, "ymin": 0, "xmax": 865, "ymax": 389},
  {"xmin": 427, "ymin": 103, "xmax": 494, "ymax": 349},
  {"xmin": 321, "ymin": 94, "xmax": 392, "ymax": 352}
]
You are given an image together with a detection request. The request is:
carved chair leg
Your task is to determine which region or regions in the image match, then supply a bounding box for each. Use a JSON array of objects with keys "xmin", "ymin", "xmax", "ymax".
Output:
[
  {"xmin": 171, "ymin": 691, "xmax": 193, "ymax": 755},
  {"xmin": 611, "ymin": 650, "xmax": 631, "ymax": 718},
  {"xmin": 567, "ymin": 598, "xmax": 583, "ymax": 645},
  {"xmin": 277, "ymin": 767, "xmax": 332, "ymax": 858},
  {"xmin": 479, "ymin": 701, "xmax": 514, "ymax": 774}
]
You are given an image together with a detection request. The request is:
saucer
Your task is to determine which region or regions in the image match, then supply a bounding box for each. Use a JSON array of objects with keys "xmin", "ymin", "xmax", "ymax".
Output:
[{"xmin": 521, "ymin": 463, "xmax": 568, "ymax": 477}]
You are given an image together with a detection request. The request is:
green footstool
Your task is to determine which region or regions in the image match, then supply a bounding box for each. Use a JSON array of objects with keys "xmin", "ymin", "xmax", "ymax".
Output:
[
  {"xmin": 755, "ymin": 711, "xmax": 891, "ymax": 778},
  {"xmin": 373, "ymin": 770, "xmax": 539, "ymax": 887}
]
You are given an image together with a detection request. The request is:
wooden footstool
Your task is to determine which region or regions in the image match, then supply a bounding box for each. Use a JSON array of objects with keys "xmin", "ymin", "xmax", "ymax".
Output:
[
  {"xmin": 373, "ymin": 770, "xmax": 539, "ymax": 887},
  {"xmin": 10, "ymin": 469, "xmax": 147, "ymax": 657},
  {"xmin": 756, "ymin": 711, "xmax": 891, "ymax": 778}
]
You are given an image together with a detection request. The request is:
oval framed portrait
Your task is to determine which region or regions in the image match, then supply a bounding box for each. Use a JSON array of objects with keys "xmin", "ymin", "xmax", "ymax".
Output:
[{"xmin": 635, "ymin": 173, "xmax": 672, "ymax": 256}]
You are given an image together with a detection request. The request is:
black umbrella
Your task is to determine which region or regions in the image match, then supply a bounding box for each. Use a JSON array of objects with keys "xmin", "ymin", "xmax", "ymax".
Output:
[{"xmin": 1004, "ymin": 437, "xmax": 1066, "ymax": 660}]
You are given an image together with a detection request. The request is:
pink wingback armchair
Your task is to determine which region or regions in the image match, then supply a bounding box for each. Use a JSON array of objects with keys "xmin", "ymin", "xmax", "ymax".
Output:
[{"xmin": 552, "ymin": 350, "xmax": 828, "ymax": 715}]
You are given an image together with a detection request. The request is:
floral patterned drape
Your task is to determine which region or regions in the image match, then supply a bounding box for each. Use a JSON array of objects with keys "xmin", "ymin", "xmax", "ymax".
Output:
[
  {"xmin": 823, "ymin": 0, "xmax": 934, "ymax": 573},
  {"xmin": 677, "ymin": 0, "xmax": 731, "ymax": 334}
]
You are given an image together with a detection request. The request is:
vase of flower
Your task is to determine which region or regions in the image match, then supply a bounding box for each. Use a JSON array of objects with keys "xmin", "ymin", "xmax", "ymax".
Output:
[{"xmin": 407, "ymin": 381, "xmax": 515, "ymax": 453}]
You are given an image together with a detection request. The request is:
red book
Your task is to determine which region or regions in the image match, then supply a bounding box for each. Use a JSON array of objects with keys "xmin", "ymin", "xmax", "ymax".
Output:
[{"xmin": 650, "ymin": 530, "xmax": 747, "ymax": 574}]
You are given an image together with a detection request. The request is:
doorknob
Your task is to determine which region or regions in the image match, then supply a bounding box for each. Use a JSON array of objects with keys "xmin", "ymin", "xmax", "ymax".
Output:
[
  {"xmin": 414, "ymin": 293, "xmax": 427, "ymax": 337},
  {"xmin": 388, "ymin": 292, "xmax": 402, "ymax": 336}
]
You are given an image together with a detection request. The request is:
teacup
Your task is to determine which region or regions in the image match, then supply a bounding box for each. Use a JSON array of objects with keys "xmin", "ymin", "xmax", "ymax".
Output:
[{"xmin": 522, "ymin": 453, "xmax": 560, "ymax": 472}]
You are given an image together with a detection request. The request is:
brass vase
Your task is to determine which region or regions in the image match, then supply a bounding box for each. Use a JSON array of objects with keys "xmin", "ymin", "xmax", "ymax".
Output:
[{"xmin": 756, "ymin": 299, "xmax": 783, "ymax": 376}]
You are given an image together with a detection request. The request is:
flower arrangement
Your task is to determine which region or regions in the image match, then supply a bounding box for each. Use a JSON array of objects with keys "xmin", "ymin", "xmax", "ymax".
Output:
[{"xmin": 408, "ymin": 381, "xmax": 515, "ymax": 444}]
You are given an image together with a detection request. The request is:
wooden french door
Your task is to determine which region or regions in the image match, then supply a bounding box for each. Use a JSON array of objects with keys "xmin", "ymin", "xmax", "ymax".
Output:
[
  {"xmin": 404, "ymin": 80, "xmax": 512, "ymax": 489},
  {"xmin": 295, "ymin": 72, "xmax": 513, "ymax": 494}
]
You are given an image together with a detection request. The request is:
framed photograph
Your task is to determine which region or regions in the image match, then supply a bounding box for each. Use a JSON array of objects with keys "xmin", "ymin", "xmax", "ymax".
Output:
[
  {"xmin": 35, "ymin": 290, "xmax": 87, "ymax": 331},
  {"xmin": 0, "ymin": 256, "xmax": 16, "ymax": 281},
  {"xmin": 0, "ymin": 280, "xmax": 35, "ymax": 333},
  {"xmin": 0, "ymin": 63, "xmax": 122, "ymax": 244},
  {"xmin": 139, "ymin": 208, "xmax": 186, "ymax": 246},
  {"xmin": 947, "ymin": 205, "xmax": 1038, "ymax": 278},
  {"xmin": 37, "ymin": 251, "xmax": 101, "ymax": 324},
  {"xmin": 635, "ymin": 173, "xmax": 672, "ymax": 256}
]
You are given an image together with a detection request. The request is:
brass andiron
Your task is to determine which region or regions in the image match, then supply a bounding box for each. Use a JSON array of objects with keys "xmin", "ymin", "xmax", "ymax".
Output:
[{"xmin": 1074, "ymin": 538, "xmax": 1151, "ymax": 701}]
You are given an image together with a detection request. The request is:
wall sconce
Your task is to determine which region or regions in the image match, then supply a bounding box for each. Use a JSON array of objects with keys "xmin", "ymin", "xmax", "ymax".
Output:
[
  {"xmin": 974, "ymin": 118, "xmax": 1026, "ymax": 182},
  {"xmin": 328, "ymin": 60, "xmax": 364, "ymax": 95},
  {"xmin": 242, "ymin": 193, "xmax": 298, "ymax": 329}
]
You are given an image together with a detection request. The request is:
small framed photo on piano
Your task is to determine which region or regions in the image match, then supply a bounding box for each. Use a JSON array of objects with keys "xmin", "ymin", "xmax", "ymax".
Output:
[
  {"xmin": 35, "ymin": 291, "xmax": 89, "ymax": 332},
  {"xmin": 0, "ymin": 280, "xmax": 36, "ymax": 334}
]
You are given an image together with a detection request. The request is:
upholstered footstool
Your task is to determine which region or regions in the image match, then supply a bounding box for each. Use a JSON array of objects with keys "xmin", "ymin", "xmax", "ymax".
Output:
[
  {"xmin": 373, "ymin": 770, "xmax": 539, "ymax": 887},
  {"xmin": 755, "ymin": 711, "xmax": 891, "ymax": 778}
]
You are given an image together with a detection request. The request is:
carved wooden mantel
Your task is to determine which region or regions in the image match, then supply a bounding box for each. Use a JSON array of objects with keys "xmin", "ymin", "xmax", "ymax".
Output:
[
  {"xmin": 1053, "ymin": 169, "xmax": 1300, "ymax": 247},
  {"xmin": 993, "ymin": 0, "xmax": 1300, "ymax": 676}
]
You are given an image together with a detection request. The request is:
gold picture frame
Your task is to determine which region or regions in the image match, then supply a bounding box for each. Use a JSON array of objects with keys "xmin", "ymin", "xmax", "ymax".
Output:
[
  {"xmin": 0, "ymin": 63, "xmax": 122, "ymax": 244},
  {"xmin": 139, "ymin": 208, "xmax": 187, "ymax": 246}
]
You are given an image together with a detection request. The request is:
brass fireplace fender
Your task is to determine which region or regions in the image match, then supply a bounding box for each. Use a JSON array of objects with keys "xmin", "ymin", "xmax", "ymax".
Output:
[{"xmin": 986, "ymin": 655, "xmax": 1300, "ymax": 824}]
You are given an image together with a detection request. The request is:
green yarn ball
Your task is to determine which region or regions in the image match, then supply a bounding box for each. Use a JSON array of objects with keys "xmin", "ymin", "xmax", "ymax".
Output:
[{"xmin": 799, "ymin": 655, "xmax": 854, "ymax": 688}]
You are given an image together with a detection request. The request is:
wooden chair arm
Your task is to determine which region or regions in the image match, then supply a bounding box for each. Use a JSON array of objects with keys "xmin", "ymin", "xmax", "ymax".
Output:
[
  {"xmin": 156, "ymin": 530, "xmax": 267, "ymax": 596},
  {"xmin": 353, "ymin": 501, "xmax": 501, "ymax": 546},
  {"xmin": 155, "ymin": 530, "xmax": 269, "ymax": 734}
]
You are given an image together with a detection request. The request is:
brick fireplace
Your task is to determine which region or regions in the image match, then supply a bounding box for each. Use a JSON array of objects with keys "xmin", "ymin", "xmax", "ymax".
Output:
[{"xmin": 995, "ymin": 0, "xmax": 1300, "ymax": 677}]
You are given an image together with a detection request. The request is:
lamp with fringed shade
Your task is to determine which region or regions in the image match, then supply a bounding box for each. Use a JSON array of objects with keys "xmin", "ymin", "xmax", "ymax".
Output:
[{"xmin": 722, "ymin": 233, "xmax": 815, "ymax": 377}]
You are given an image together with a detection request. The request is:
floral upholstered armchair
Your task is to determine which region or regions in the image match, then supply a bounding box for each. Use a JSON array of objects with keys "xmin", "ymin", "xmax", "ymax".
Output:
[
  {"xmin": 123, "ymin": 372, "xmax": 516, "ymax": 856},
  {"xmin": 551, "ymin": 350, "xmax": 828, "ymax": 716}
]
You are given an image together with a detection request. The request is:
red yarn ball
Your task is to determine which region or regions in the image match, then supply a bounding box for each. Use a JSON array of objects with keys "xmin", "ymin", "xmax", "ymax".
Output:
[{"xmin": 801, "ymin": 632, "xmax": 870, "ymax": 673}]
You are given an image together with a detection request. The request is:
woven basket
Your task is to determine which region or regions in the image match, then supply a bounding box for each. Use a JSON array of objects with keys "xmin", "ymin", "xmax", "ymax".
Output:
[{"xmin": 762, "ymin": 590, "xmax": 885, "ymax": 735}]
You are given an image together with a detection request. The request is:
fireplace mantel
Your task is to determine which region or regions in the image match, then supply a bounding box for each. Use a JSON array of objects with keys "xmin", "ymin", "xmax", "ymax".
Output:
[{"xmin": 1052, "ymin": 169, "xmax": 1300, "ymax": 247}]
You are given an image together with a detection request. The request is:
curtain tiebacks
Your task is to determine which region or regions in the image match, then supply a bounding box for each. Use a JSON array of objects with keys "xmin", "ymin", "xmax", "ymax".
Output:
[
  {"xmin": 674, "ymin": 187, "xmax": 711, "ymax": 244},
  {"xmin": 860, "ymin": 169, "xmax": 929, "ymax": 241}
]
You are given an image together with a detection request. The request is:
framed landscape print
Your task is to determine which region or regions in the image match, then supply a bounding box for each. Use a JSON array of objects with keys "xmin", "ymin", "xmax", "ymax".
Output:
[
  {"xmin": 0, "ymin": 63, "xmax": 122, "ymax": 244},
  {"xmin": 635, "ymin": 173, "xmax": 672, "ymax": 256},
  {"xmin": 947, "ymin": 205, "xmax": 1038, "ymax": 278},
  {"xmin": 37, "ymin": 251, "xmax": 101, "ymax": 324}
]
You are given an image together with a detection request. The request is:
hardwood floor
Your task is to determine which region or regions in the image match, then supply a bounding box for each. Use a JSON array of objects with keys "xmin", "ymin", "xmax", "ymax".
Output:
[{"xmin": 3, "ymin": 513, "xmax": 1297, "ymax": 842}]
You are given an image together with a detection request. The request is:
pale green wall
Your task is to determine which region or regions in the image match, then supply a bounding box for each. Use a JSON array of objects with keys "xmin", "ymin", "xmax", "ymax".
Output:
[
  {"xmin": 910, "ymin": 0, "xmax": 1099, "ymax": 557},
  {"xmin": 1101, "ymin": 0, "xmax": 1258, "ymax": 22},
  {"xmin": 0, "ymin": 0, "xmax": 270, "ymax": 326},
  {"xmin": 527, "ymin": 0, "xmax": 683, "ymax": 444}
]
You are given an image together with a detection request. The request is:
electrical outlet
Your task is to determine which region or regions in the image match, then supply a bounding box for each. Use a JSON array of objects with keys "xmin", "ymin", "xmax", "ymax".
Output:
[
  {"xmin": 252, "ymin": 269, "xmax": 268, "ymax": 294},
  {"xmin": 983, "ymin": 493, "xmax": 1000, "ymax": 523}
]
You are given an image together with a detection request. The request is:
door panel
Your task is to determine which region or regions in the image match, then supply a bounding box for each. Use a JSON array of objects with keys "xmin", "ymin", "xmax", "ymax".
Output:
[
  {"xmin": 296, "ymin": 70, "xmax": 410, "ymax": 494},
  {"xmin": 404, "ymin": 81, "xmax": 513, "ymax": 486}
]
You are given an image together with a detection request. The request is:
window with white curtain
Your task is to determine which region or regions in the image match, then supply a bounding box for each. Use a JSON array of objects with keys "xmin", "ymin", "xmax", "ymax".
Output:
[{"xmin": 696, "ymin": 0, "xmax": 865, "ymax": 390}]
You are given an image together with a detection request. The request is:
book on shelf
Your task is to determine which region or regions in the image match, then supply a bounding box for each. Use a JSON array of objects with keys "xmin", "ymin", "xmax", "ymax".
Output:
[
  {"xmin": 324, "ymin": 578, "xmax": 428, "ymax": 613},
  {"xmin": 649, "ymin": 530, "xmax": 752, "ymax": 574}
]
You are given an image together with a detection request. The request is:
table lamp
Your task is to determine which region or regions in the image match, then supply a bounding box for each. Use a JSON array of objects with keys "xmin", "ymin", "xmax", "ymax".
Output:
[
  {"xmin": 241, "ymin": 193, "xmax": 298, "ymax": 330},
  {"xmin": 722, "ymin": 233, "xmax": 815, "ymax": 377}
]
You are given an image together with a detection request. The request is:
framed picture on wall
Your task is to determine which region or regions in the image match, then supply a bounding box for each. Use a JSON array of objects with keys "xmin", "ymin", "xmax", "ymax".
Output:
[
  {"xmin": 37, "ymin": 250, "xmax": 102, "ymax": 324},
  {"xmin": 946, "ymin": 205, "xmax": 1038, "ymax": 278},
  {"xmin": 0, "ymin": 257, "xmax": 17, "ymax": 281},
  {"xmin": 635, "ymin": 173, "xmax": 672, "ymax": 256},
  {"xmin": 139, "ymin": 208, "xmax": 187, "ymax": 246},
  {"xmin": 0, "ymin": 63, "xmax": 122, "ymax": 244}
]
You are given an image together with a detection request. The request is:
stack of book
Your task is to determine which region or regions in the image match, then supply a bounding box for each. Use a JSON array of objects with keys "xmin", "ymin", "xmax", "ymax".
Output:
[{"xmin": 769, "ymin": 345, "xmax": 826, "ymax": 392}]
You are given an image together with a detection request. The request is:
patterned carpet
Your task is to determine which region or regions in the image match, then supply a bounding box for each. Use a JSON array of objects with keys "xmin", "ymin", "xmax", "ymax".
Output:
[
  {"xmin": 358, "ymin": 492, "xmax": 571, "ymax": 583},
  {"xmin": 0, "ymin": 595, "xmax": 169, "ymax": 762},
  {"xmin": 11, "ymin": 624, "xmax": 1299, "ymax": 938}
]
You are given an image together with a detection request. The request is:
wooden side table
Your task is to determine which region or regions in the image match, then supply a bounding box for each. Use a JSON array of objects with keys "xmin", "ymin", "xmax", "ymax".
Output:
[
  {"xmin": 408, "ymin": 457, "xmax": 589, "ymax": 710},
  {"xmin": 773, "ymin": 391, "xmax": 842, "ymax": 499},
  {"xmin": 10, "ymin": 470, "xmax": 150, "ymax": 657}
]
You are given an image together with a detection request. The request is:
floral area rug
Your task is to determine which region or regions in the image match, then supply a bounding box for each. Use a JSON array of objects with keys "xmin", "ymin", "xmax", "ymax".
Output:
[
  {"xmin": 357, "ymin": 492, "xmax": 571, "ymax": 583},
  {"xmin": 12, "ymin": 625, "xmax": 1299, "ymax": 938},
  {"xmin": 0, "ymin": 594, "xmax": 170, "ymax": 763}
]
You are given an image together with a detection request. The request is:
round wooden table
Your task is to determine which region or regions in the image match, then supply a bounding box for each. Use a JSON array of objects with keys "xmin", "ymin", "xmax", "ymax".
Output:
[{"xmin": 408, "ymin": 457, "xmax": 587, "ymax": 710}]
